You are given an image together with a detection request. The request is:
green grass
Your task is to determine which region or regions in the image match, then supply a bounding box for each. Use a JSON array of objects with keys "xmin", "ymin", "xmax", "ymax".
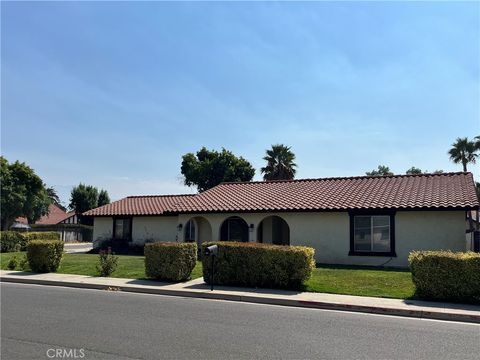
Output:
[
  {"xmin": 305, "ymin": 264, "xmax": 415, "ymax": 299},
  {"xmin": 0, "ymin": 252, "xmax": 203, "ymax": 281},
  {"xmin": 1, "ymin": 252, "xmax": 415, "ymax": 298}
]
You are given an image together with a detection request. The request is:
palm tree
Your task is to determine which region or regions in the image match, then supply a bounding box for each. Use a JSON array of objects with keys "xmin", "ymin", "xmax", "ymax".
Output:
[
  {"xmin": 46, "ymin": 186, "xmax": 65, "ymax": 210},
  {"xmin": 475, "ymin": 135, "xmax": 480, "ymax": 150},
  {"xmin": 448, "ymin": 137, "xmax": 478, "ymax": 172},
  {"xmin": 261, "ymin": 144, "xmax": 297, "ymax": 181}
]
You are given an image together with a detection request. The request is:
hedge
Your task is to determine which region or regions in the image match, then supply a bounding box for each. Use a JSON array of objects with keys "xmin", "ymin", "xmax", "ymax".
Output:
[
  {"xmin": 0, "ymin": 231, "xmax": 60, "ymax": 253},
  {"xmin": 202, "ymin": 242, "xmax": 315, "ymax": 289},
  {"xmin": 409, "ymin": 251, "xmax": 480, "ymax": 304},
  {"xmin": 27, "ymin": 240, "xmax": 64, "ymax": 273},
  {"xmin": 144, "ymin": 242, "xmax": 197, "ymax": 282}
]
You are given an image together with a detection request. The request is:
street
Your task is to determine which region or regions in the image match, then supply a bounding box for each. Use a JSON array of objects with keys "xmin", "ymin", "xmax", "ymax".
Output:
[{"xmin": 1, "ymin": 283, "xmax": 479, "ymax": 360}]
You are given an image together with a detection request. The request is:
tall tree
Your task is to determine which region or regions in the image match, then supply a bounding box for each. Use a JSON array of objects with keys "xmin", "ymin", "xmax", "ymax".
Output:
[
  {"xmin": 366, "ymin": 165, "xmax": 394, "ymax": 176},
  {"xmin": 406, "ymin": 167, "xmax": 423, "ymax": 175},
  {"xmin": 69, "ymin": 184, "xmax": 99, "ymax": 214},
  {"xmin": 260, "ymin": 144, "xmax": 297, "ymax": 181},
  {"xmin": 0, "ymin": 157, "xmax": 51, "ymax": 229},
  {"xmin": 46, "ymin": 186, "xmax": 65, "ymax": 210},
  {"xmin": 181, "ymin": 147, "xmax": 255, "ymax": 192},
  {"xmin": 97, "ymin": 189, "xmax": 111, "ymax": 207},
  {"xmin": 448, "ymin": 137, "xmax": 478, "ymax": 172},
  {"xmin": 474, "ymin": 135, "xmax": 480, "ymax": 151}
]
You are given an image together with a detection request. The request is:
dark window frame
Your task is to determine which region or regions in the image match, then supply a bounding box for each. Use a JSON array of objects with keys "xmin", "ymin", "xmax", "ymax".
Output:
[
  {"xmin": 348, "ymin": 210, "xmax": 396, "ymax": 257},
  {"xmin": 112, "ymin": 216, "xmax": 133, "ymax": 241}
]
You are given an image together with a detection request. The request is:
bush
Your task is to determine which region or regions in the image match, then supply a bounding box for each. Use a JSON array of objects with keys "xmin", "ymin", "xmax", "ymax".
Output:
[
  {"xmin": 145, "ymin": 242, "xmax": 197, "ymax": 282},
  {"xmin": 202, "ymin": 242, "xmax": 315, "ymax": 289},
  {"xmin": 7, "ymin": 256, "xmax": 18, "ymax": 270},
  {"xmin": 1, "ymin": 231, "xmax": 61, "ymax": 253},
  {"xmin": 409, "ymin": 251, "xmax": 480, "ymax": 303},
  {"xmin": 96, "ymin": 248, "xmax": 119, "ymax": 276},
  {"xmin": 27, "ymin": 240, "xmax": 64, "ymax": 273},
  {"xmin": 0, "ymin": 231, "xmax": 25, "ymax": 252}
]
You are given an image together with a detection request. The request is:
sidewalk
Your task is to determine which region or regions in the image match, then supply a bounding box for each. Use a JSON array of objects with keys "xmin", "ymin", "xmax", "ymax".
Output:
[{"xmin": 1, "ymin": 270, "xmax": 479, "ymax": 324}]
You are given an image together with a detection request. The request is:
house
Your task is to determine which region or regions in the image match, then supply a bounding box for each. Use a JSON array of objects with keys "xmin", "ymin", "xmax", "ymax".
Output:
[
  {"xmin": 83, "ymin": 172, "xmax": 479, "ymax": 267},
  {"xmin": 13, "ymin": 204, "xmax": 82, "ymax": 241}
]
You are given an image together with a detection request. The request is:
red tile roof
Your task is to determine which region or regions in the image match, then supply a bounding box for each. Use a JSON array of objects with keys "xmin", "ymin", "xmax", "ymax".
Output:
[
  {"xmin": 36, "ymin": 204, "xmax": 73, "ymax": 225},
  {"xmin": 82, "ymin": 172, "xmax": 479, "ymax": 216},
  {"xmin": 174, "ymin": 172, "xmax": 479, "ymax": 213},
  {"xmin": 82, "ymin": 195, "xmax": 195, "ymax": 216}
]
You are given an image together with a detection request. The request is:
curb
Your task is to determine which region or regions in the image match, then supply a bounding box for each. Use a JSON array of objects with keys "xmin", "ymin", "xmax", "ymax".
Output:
[{"xmin": 2, "ymin": 276, "xmax": 479, "ymax": 324}]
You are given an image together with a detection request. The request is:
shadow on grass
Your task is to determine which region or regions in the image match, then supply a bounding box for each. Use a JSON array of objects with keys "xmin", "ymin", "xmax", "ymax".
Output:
[{"xmin": 315, "ymin": 263, "xmax": 411, "ymax": 272}]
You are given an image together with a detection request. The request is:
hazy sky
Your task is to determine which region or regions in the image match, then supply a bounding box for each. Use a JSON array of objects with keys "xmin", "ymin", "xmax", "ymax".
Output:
[{"xmin": 2, "ymin": 1, "xmax": 479, "ymax": 206}]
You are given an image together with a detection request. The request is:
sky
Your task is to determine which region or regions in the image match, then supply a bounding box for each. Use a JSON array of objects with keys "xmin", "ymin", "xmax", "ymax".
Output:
[{"xmin": 1, "ymin": 1, "xmax": 479, "ymax": 206}]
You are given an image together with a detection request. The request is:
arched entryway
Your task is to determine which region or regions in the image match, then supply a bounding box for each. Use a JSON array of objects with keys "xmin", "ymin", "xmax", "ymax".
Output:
[
  {"xmin": 257, "ymin": 216, "xmax": 290, "ymax": 245},
  {"xmin": 184, "ymin": 217, "xmax": 213, "ymax": 249},
  {"xmin": 220, "ymin": 216, "xmax": 249, "ymax": 242}
]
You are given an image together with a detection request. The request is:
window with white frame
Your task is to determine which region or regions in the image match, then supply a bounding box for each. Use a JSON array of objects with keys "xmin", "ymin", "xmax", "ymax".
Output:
[
  {"xmin": 184, "ymin": 220, "xmax": 196, "ymax": 242},
  {"xmin": 353, "ymin": 215, "xmax": 391, "ymax": 253}
]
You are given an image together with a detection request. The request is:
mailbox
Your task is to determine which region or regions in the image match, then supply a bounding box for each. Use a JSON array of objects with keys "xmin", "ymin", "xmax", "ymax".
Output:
[{"xmin": 205, "ymin": 245, "xmax": 218, "ymax": 256}]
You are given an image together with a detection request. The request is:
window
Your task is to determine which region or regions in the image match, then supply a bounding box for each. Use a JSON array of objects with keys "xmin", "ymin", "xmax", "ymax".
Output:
[
  {"xmin": 349, "ymin": 213, "xmax": 395, "ymax": 256},
  {"xmin": 184, "ymin": 220, "xmax": 196, "ymax": 242},
  {"xmin": 113, "ymin": 217, "xmax": 132, "ymax": 241}
]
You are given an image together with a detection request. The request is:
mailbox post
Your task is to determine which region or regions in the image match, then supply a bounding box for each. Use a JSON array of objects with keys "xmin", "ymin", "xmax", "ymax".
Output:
[{"xmin": 204, "ymin": 245, "xmax": 218, "ymax": 291}]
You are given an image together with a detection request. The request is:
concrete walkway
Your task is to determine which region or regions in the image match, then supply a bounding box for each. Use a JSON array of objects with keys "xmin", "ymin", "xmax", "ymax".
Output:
[
  {"xmin": 1, "ymin": 270, "xmax": 479, "ymax": 324},
  {"xmin": 64, "ymin": 242, "xmax": 93, "ymax": 254}
]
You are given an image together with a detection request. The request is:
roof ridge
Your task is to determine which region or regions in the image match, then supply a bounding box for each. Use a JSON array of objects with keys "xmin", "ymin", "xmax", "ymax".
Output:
[
  {"xmin": 217, "ymin": 172, "xmax": 471, "ymax": 186},
  {"xmin": 126, "ymin": 194, "xmax": 195, "ymax": 198}
]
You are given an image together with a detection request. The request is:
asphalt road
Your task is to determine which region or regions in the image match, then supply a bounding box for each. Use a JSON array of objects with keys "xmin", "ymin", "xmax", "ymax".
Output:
[{"xmin": 1, "ymin": 283, "xmax": 479, "ymax": 360}]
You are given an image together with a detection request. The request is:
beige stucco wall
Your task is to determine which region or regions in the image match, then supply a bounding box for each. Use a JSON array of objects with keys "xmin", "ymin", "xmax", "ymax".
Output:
[
  {"xmin": 93, "ymin": 211, "xmax": 466, "ymax": 267},
  {"xmin": 132, "ymin": 216, "xmax": 178, "ymax": 244},
  {"xmin": 92, "ymin": 217, "xmax": 113, "ymax": 247},
  {"xmin": 177, "ymin": 210, "xmax": 467, "ymax": 267}
]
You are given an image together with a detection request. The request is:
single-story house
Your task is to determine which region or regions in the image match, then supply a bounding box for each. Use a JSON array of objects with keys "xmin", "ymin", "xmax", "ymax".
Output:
[{"xmin": 83, "ymin": 172, "xmax": 479, "ymax": 267}]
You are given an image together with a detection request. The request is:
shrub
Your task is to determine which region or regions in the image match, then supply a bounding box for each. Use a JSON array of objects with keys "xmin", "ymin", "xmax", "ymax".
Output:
[
  {"xmin": 7, "ymin": 256, "xmax": 18, "ymax": 270},
  {"xmin": 27, "ymin": 240, "xmax": 64, "ymax": 273},
  {"xmin": 23, "ymin": 231, "xmax": 60, "ymax": 242},
  {"xmin": 96, "ymin": 248, "xmax": 119, "ymax": 277},
  {"xmin": 0, "ymin": 231, "xmax": 25, "ymax": 252},
  {"xmin": 202, "ymin": 242, "xmax": 315, "ymax": 289},
  {"xmin": 409, "ymin": 251, "xmax": 480, "ymax": 304},
  {"xmin": 145, "ymin": 242, "xmax": 197, "ymax": 282}
]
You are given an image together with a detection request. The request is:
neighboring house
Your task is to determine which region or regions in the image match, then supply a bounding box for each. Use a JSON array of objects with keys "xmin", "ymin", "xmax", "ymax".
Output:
[
  {"xmin": 83, "ymin": 172, "xmax": 479, "ymax": 267},
  {"xmin": 12, "ymin": 204, "xmax": 81, "ymax": 241}
]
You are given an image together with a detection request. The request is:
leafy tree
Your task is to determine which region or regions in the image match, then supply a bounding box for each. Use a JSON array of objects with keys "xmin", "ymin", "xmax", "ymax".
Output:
[
  {"xmin": 260, "ymin": 144, "xmax": 297, "ymax": 181},
  {"xmin": 448, "ymin": 137, "xmax": 478, "ymax": 172},
  {"xmin": 366, "ymin": 165, "xmax": 394, "ymax": 176},
  {"xmin": 98, "ymin": 189, "xmax": 111, "ymax": 207},
  {"xmin": 46, "ymin": 186, "xmax": 66, "ymax": 210},
  {"xmin": 406, "ymin": 167, "xmax": 423, "ymax": 175},
  {"xmin": 475, "ymin": 135, "xmax": 480, "ymax": 150},
  {"xmin": 0, "ymin": 157, "xmax": 51, "ymax": 229},
  {"xmin": 432, "ymin": 170, "xmax": 444, "ymax": 174},
  {"xmin": 181, "ymin": 147, "xmax": 255, "ymax": 192},
  {"xmin": 476, "ymin": 182, "xmax": 480, "ymax": 200},
  {"xmin": 69, "ymin": 184, "xmax": 99, "ymax": 214}
]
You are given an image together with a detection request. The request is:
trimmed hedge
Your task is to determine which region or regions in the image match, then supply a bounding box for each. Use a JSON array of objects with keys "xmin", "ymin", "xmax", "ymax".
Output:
[
  {"xmin": 409, "ymin": 251, "xmax": 480, "ymax": 304},
  {"xmin": 145, "ymin": 242, "xmax": 197, "ymax": 281},
  {"xmin": 202, "ymin": 242, "xmax": 315, "ymax": 289},
  {"xmin": 27, "ymin": 240, "xmax": 64, "ymax": 273},
  {"xmin": 0, "ymin": 231, "xmax": 60, "ymax": 253}
]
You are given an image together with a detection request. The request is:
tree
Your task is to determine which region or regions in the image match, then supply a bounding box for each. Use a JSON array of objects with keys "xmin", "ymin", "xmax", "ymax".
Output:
[
  {"xmin": 366, "ymin": 165, "xmax": 394, "ymax": 176},
  {"xmin": 181, "ymin": 147, "xmax": 255, "ymax": 192},
  {"xmin": 448, "ymin": 137, "xmax": 478, "ymax": 172},
  {"xmin": 46, "ymin": 186, "xmax": 66, "ymax": 210},
  {"xmin": 474, "ymin": 135, "xmax": 480, "ymax": 150},
  {"xmin": 69, "ymin": 184, "xmax": 99, "ymax": 214},
  {"xmin": 476, "ymin": 182, "xmax": 480, "ymax": 200},
  {"xmin": 98, "ymin": 189, "xmax": 111, "ymax": 207},
  {"xmin": 260, "ymin": 144, "xmax": 297, "ymax": 181},
  {"xmin": 0, "ymin": 157, "xmax": 51, "ymax": 229},
  {"xmin": 406, "ymin": 167, "xmax": 423, "ymax": 175}
]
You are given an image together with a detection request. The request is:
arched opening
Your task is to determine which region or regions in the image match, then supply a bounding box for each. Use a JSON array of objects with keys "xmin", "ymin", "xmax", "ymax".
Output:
[
  {"xmin": 220, "ymin": 216, "xmax": 249, "ymax": 242},
  {"xmin": 257, "ymin": 216, "xmax": 290, "ymax": 245},
  {"xmin": 184, "ymin": 217, "xmax": 212, "ymax": 249}
]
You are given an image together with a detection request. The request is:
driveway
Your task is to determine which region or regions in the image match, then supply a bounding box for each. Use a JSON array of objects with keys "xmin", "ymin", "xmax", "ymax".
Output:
[{"xmin": 64, "ymin": 242, "xmax": 92, "ymax": 254}]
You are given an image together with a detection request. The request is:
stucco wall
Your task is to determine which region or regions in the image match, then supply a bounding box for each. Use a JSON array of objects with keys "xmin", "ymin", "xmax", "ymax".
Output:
[
  {"xmin": 132, "ymin": 216, "xmax": 178, "ymax": 244},
  {"xmin": 92, "ymin": 217, "xmax": 113, "ymax": 247},
  {"xmin": 93, "ymin": 211, "xmax": 466, "ymax": 267}
]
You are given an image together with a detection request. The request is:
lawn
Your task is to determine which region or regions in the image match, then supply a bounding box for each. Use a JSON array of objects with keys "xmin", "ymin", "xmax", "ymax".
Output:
[
  {"xmin": 0, "ymin": 252, "xmax": 204, "ymax": 281},
  {"xmin": 0, "ymin": 252, "xmax": 415, "ymax": 299},
  {"xmin": 305, "ymin": 264, "xmax": 415, "ymax": 299}
]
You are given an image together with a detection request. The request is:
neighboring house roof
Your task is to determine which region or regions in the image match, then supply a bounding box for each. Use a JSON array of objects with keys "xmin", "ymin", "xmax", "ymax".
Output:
[
  {"xmin": 35, "ymin": 204, "xmax": 74, "ymax": 225},
  {"xmin": 82, "ymin": 194, "xmax": 195, "ymax": 216},
  {"xmin": 83, "ymin": 172, "xmax": 479, "ymax": 217}
]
